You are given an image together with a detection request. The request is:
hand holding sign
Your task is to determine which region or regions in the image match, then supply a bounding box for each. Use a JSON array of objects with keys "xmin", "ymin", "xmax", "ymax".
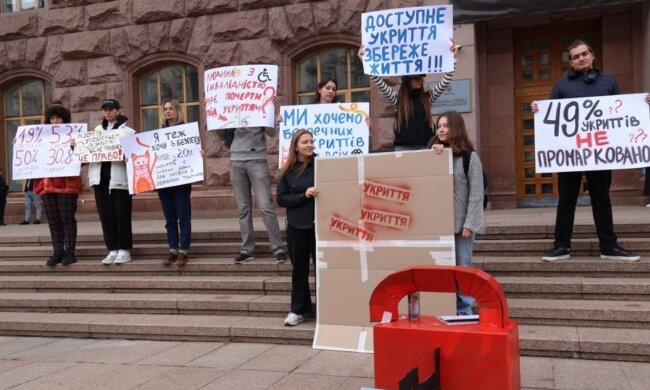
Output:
[{"xmin": 534, "ymin": 93, "xmax": 650, "ymax": 173}]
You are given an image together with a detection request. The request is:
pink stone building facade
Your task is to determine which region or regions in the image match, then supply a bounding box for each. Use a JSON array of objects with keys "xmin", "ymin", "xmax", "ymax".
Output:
[{"xmin": 1, "ymin": 0, "xmax": 648, "ymax": 211}]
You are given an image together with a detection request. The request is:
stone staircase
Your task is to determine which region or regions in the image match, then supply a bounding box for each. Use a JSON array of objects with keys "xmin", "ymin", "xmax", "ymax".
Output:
[{"xmin": 0, "ymin": 222, "xmax": 648, "ymax": 362}]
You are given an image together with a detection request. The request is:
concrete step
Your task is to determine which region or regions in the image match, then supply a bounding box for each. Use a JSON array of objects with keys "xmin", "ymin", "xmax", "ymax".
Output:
[
  {"xmin": 473, "ymin": 238, "xmax": 650, "ymax": 256},
  {"xmin": 0, "ymin": 275, "xmax": 304, "ymax": 295},
  {"xmin": 2, "ymin": 291, "xmax": 647, "ymax": 329},
  {"xmin": 0, "ymin": 258, "xmax": 294, "ymax": 276},
  {"xmin": 0, "ymin": 243, "xmax": 274, "ymax": 260},
  {"xmin": 497, "ymin": 276, "xmax": 650, "ymax": 300},
  {"xmin": 519, "ymin": 324, "xmax": 650, "ymax": 362},
  {"xmin": 476, "ymin": 256, "xmax": 650, "ymax": 277},
  {"xmin": 0, "ymin": 311, "xmax": 314, "ymax": 345},
  {"xmin": 0, "ymin": 312, "xmax": 647, "ymax": 361},
  {"xmin": 509, "ymin": 298, "xmax": 650, "ymax": 329},
  {"xmin": 0, "ymin": 292, "xmax": 294, "ymax": 316}
]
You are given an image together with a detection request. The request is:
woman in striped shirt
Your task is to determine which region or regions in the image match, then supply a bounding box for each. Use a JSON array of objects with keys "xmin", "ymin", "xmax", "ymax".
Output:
[{"xmin": 358, "ymin": 42, "xmax": 460, "ymax": 151}]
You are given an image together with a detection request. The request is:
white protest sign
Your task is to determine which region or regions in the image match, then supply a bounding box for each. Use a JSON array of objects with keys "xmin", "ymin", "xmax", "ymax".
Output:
[
  {"xmin": 535, "ymin": 93, "xmax": 650, "ymax": 173},
  {"xmin": 73, "ymin": 130, "xmax": 124, "ymax": 163},
  {"xmin": 12, "ymin": 124, "xmax": 86, "ymax": 180},
  {"xmin": 278, "ymin": 103, "xmax": 370, "ymax": 168},
  {"xmin": 120, "ymin": 122, "xmax": 203, "ymax": 194},
  {"xmin": 204, "ymin": 65, "xmax": 277, "ymax": 130},
  {"xmin": 360, "ymin": 5, "xmax": 454, "ymax": 76}
]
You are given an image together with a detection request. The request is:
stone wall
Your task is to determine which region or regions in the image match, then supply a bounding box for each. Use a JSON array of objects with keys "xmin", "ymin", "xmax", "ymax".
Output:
[{"xmin": 0, "ymin": 0, "xmax": 422, "ymax": 186}]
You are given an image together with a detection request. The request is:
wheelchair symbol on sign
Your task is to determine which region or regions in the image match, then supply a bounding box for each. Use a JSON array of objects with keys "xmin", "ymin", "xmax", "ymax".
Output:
[{"xmin": 257, "ymin": 68, "xmax": 271, "ymax": 83}]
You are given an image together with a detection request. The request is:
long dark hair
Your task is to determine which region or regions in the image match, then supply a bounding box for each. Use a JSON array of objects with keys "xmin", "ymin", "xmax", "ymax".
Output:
[
  {"xmin": 313, "ymin": 77, "xmax": 338, "ymax": 104},
  {"xmin": 280, "ymin": 129, "xmax": 314, "ymax": 177},
  {"xmin": 427, "ymin": 111, "xmax": 473, "ymax": 156},
  {"xmin": 396, "ymin": 75, "xmax": 432, "ymax": 130},
  {"xmin": 45, "ymin": 102, "xmax": 71, "ymax": 124}
]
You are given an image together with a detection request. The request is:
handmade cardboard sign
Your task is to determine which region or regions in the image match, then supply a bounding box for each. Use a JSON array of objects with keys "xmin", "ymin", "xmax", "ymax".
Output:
[
  {"xmin": 12, "ymin": 124, "xmax": 86, "ymax": 180},
  {"xmin": 120, "ymin": 122, "xmax": 203, "ymax": 194},
  {"xmin": 314, "ymin": 150, "xmax": 456, "ymax": 352},
  {"xmin": 534, "ymin": 93, "xmax": 650, "ymax": 173},
  {"xmin": 204, "ymin": 65, "xmax": 278, "ymax": 130},
  {"xmin": 73, "ymin": 130, "xmax": 124, "ymax": 163},
  {"xmin": 360, "ymin": 5, "xmax": 454, "ymax": 76},
  {"xmin": 278, "ymin": 103, "xmax": 370, "ymax": 167}
]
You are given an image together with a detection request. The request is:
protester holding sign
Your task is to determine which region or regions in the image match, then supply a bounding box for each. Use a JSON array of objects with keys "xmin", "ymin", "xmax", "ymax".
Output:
[
  {"xmin": 33, "ymin": 103, "xmax": 83, "ymax": 266},
  {"xmin": 277, "ymin": 129, "xmax": 318, "ymax": 326},
  {"xmin": 428, "ymin": 111, "xmax": 485, "ymax": 315},
  {"xmin": 358, "ymin": 42, "xmax": 460, "ymax": 150},
  {"xmin": 89, "ymin": 99, "xmax": 136, "ymax": 265},
  {"xmin": 532, "ymin": 40, "xmax": 649, "ymax": 262},
  {"xmin": 313, "ymin": 77, "xmax": 339, "ymax": 104},
  {"xmin": 158, "ymin": 99, "xmax": 192, "ymax": 268}
]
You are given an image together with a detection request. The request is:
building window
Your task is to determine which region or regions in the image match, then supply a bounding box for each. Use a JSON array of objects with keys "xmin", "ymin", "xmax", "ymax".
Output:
[
  {"xmin": 3, "ymin": 78, "xmax": 51, "ymax": 191},
  {"xmin": 1, "ymin": 0, "xmax": 44, "ymax": 13},
  {"xmin": 295, "ymin": 47, "xmax": 369, "ymax": 104},
  {"xmin": 138, "ymin": 63, "xmax": 200, "ymax": 131}
]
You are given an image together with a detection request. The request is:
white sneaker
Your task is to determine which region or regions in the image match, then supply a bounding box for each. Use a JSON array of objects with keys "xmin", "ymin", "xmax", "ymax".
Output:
[
  {"xmin": 101, "ymin": 250, "xmax": 118, "ymax": 265},
  {"xmin": 114, "ymin": 250, "xmax": 131, "ymax": 264},
  {"xmin": 284, "ymin": 312, "xmax": 304, "ymax": 326}
]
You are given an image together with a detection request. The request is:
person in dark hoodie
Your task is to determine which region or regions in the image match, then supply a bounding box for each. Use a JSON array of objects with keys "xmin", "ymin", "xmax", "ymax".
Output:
[
  {"xmin": 34, "ymin": 103, "xmax": 84, "ymax": 266},
  {"xmin": 157, "ymin": 99, "xmax": 192, "ymax": 268},
  {"xmin": 88, "ymin": 99, "xmax": 135, "ymax": 265},
  {"xmin": 358, "ymin": 42, "xmax": 460, "ymax": 151},
  {"xmin": 277, "ymin": 129, "xmax": 317, "ymax": 326}
]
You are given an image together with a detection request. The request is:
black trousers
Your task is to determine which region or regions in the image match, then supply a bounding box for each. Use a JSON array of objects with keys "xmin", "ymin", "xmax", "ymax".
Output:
[
  {"xmin": 0, "ymin": 196, "xmax": 6, "ymax": 223},
  {"xmin": 286, "ymin": 224, "xmax": 316, "ymax": 315},
  {"xmin": 554, "ymin": 170, "xmax": 617, "ymax": 251},
  {"xmin": 94, "ymin": 185, "xmax": 133, "ymax": 251}
]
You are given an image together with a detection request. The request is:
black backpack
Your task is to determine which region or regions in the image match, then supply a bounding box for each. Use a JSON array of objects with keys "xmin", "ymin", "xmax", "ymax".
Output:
[{"xmin": 462, "ymin": 150, "xmax": 488, "ymax": 209}]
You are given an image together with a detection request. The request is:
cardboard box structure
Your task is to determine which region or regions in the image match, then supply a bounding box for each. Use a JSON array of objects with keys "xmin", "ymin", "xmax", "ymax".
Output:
[{"xmin": 314, "ymin": 150, "xmax": 457, "ymax": 352}]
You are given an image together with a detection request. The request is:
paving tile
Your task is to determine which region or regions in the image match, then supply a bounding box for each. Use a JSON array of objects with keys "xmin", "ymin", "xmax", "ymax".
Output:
[
  {"xmin": 136, "ymin": 341, "xmax": 224, "ymax": 366},
  {"xmin": 0, "ymin": 361, "xmax": 73, "ymax": 389},
  {"xmin": 187, "ymin": 342, "xmax": 274, "ymax": 370},
  {"xmin": 295, "ymin": 350, "xmax": 372, "ymax": 377},
  {"xmin": 520, "ymin": 356, "xmax": 554, "ymax": 389},
  {"xmin": 552, "ymin": 359, "xmax": 632, "ymax": 390},
  {"xmin": 240, "ymin": 344, "xmax": 320, "ymax": 372},
  {"xmin": 77, "ymin": 364, "xmax": 173, "ymax": 390},
  {"xmin": 9, "ymin": 363, "xmax": 116, "ymax": 390},
  {"xmin": 0, "ymin": 337, "xmax": 56, "ymax": 358},
  {"xmin": 133, "ymin": 367, "xmax": 229, "ymax": 390},
  {"xmin": 620, "ymin": 361, "xmax": 650, "ymax": 390},
  {"xmin": 0, "ymin": 359, "xmax": 29, "ymax": 374},
  {"xmin": 43, "ymin": 339, "xmax": 179, "ymax": 364},
  {"xmin": 5, "ymin": 338, "xmax": 98, "ymax": 361},
  {"xmin": 268, "ymin": 372, "xmax": 347, "ymax": 390},
  {"xmin": 338, "ymin": 376, "xmax": 376, "ymax": 390},
  {"xmin": 200, "ymin": 369, "xmax": 286, "ymax": 390}
]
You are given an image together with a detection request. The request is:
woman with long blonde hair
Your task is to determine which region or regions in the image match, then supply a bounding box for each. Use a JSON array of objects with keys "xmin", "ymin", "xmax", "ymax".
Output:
[
  {"xmin": 158, "ymin": 98, "xmax": 192, "ymax": 268},
  {"xmin": 277, "ymin": 129, "xmax": 318, "ymax": 326}
]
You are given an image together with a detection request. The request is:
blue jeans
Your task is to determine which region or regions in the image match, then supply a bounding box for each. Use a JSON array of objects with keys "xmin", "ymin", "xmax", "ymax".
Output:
[
  {"xmin": 158, "ymin": 184, "xmax": 192, "ymax": 251},
  {"xmin": 455, "ymin": 232, "xmax": 476, "ymax": 315},
  {"xmin": 24, "ymin": 191, "xmax": 42, "ymax": 221},
  {"xmin": 229, "ymin": 160, "xmax": 285, "ymax": 255}
]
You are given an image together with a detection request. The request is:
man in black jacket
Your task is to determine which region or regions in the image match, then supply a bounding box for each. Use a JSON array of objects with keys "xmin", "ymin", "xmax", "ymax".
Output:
[{"xmin": 534, "ymin": 40, "xmax": 650, "ymax": 262}]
